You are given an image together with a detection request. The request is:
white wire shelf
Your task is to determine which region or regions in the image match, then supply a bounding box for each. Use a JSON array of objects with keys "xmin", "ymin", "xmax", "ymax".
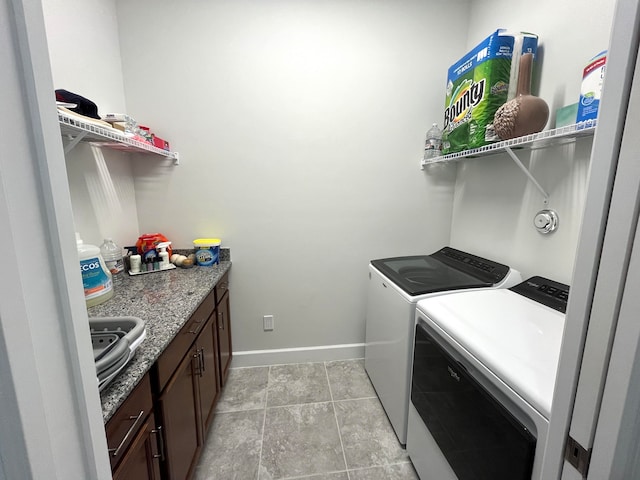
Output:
[
  {"xmin": 421, "ymin": 120, "xmax": 597, "ymax": 167},
  {"xmin": 421, "ymin": 120, "xmax": 597, "ymax": 204},
  {"xmin": 58, "ymin": 110, "xmax": 180, "ymax": 164}
]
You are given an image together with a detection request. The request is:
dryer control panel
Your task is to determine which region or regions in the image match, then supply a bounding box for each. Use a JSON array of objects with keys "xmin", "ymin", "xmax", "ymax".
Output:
[{"xmin": 510, "ymin": 276, "xmax": 570, "ymax": 313}]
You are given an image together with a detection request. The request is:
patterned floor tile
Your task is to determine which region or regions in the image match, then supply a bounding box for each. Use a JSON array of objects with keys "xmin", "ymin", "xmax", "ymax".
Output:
[
  {"xmin": 334, "ymin": 397, "xmax": 408, "ymax": 469},
  {"xmin": 193, "ymin": 409, "xmax": 264, "ymax": 480},
  {"xmin": 216, "ymin": 366, "xmax": 269, "ymax": 412},
  {"xmin": 326, "ymin": 359, "xmax": 377, "ymax": 400},
  {"xmin": 349, "ymin": 462, "xmax": 419, "ymax": 480},
  {"xmin": 267, "ymin": 363, "xmax": 331, "ymax": 407},
  {"xmin": 197, "ymin": 361, "xmax": 418, "ymax": 480},
  {"xmin": 259, "ymin": 402, "xmax": 345, "ymax": 479},
  {"xmin": 282, "ymin": 472, "xmax": 349, "ymax": 480}
]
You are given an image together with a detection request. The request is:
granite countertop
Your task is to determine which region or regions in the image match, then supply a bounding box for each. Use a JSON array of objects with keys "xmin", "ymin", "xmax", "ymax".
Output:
[{"xmin": 88, "ymin": 258, "xmax": 231, "ymax": 423}]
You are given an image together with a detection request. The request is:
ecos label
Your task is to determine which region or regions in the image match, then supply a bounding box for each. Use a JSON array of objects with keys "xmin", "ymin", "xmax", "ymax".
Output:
[{"xmin": 80, "ymin": 257, "xmax": 112, "ymax": 299}]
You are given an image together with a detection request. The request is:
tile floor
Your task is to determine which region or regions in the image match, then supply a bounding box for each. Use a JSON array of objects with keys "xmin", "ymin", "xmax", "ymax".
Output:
[{"xmin": 194, "ymin": 359, "xmax": 419, "ymax": 480}]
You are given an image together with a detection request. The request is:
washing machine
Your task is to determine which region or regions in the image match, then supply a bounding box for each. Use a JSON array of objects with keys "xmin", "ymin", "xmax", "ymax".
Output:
[
  {"xmin": 364, "ymin": 246, "xmax": 522, "ymax": 445},
  {"xmin": 407, "ymin": 276, "xmax": 569, "ymax": 480}
]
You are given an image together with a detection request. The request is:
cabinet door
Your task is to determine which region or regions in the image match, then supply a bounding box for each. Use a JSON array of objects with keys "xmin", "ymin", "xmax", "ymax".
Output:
[
  {"xmin": 159, "ymin": 348, "xmax": 201, "ymax": 480},
  {"xmin": 112, "ymin": 412, "xmax": 162, "ymax": 480},
  {"xmin": 198, "ymin": 314, "xmax": 220, "ymax": 431},
  {"xmin": 217, "ymin": 290, "xmax": 232, "ymax": 387}
]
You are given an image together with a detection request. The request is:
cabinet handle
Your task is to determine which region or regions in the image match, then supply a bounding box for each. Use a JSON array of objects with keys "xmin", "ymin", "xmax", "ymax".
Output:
[
  {"xmin": 200, "ymin": 347, "xmax": 206, "ymax": 374},
  {"xmin": 218, "ymin": 311, "xmax": 225, "ymax": 330},
  {"xmin": 188, "ymin": 319, "xmax": 204, "ymax": 335},
  {"xmin": 193, "ymin": 350, "xmax": 204, "ymax": 377},
  {"xmin": 108, "ymin": 410, "xmax": 144, "ymax": 457},
  {"xmin": 151, "ymin": 425, "xmax": 166, "ymax": 461},
  {"xmin": 193, "ymin": 351, "xmax": 200, "ymax": 377}
]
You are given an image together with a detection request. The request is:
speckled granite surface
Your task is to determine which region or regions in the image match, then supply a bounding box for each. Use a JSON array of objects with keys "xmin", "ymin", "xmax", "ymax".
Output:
[{"xmin": 88, "ymin": 258, "xmax": 231, "ymax": 423}]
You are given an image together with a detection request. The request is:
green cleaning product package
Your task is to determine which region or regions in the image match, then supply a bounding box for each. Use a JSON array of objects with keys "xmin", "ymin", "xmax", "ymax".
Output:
[{"xmin": 442, "ymin": 29, "xmax": 538, "ymax": 154}]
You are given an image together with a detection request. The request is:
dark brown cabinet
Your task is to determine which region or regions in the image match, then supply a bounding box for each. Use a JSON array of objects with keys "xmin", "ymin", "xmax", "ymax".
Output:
[
  {"xmin": 198, "ymin": 313, "xmax": 220, "ymax": 431},
  {"xmin": 158, "ymin": 343, "xmax": 201, "ymax": 480},
  {"xmin": 158, "ymin": 309, "xmax": 223, "ymax": 480},
  {"xmin": 214, "ymin": 272, "xmax": 232, "ymax": 387},
  {"xmin": 112, "ymin": 412, "xmax": 163, "ymax": 480},
  {"xmin": 107, "ymin": 272, "xmax": 232, "ymax": 480},
  {"xmin": 154, "ymin": 275, "xmax": 231, "ymax": 480},
  {"xmin": 106, "ymin": 374, "xmax": 163, "ymax": 479}
]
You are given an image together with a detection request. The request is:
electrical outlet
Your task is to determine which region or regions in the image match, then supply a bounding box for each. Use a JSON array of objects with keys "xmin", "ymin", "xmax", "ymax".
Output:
[{"xmin": 263, "ymin": 315, "xmax": 274, "ymax": 331}]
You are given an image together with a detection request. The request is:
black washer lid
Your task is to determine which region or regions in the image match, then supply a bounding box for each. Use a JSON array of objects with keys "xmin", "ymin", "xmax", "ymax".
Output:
[
  {"xmin": 510, "ymin": 276, "xmax": 570, "ymax": 313},
  {"xmin": 371, "ymin": 247, "xmax": 511, "ymax": 296}
]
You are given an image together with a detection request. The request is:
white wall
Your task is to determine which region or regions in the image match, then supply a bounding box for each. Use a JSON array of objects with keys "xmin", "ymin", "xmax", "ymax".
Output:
[
  {"xmin": 43, "ymin": 0, "xmax": 615, "ymax": 353},
  {"xmin": 42, "ymin": 0, "xmax": 126, "ymax": 114},
  {"xmin": 63, "ymin": 144, "xmax": 141, "ymax": 249},
  {"xmin": 115, "ymin": 0, "xmax": 468, "ymax": 353},
  {"xmin": 42, "ymin": 0, "xmax": 140, "ymax": 249},
  {"xmin": 449, "ymin": 0, "xmax": 615, "ymax": 283}
]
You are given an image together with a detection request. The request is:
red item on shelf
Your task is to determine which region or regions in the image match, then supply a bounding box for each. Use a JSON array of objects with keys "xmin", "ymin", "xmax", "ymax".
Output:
[{"xmin": 152, "ymin": 136, "xmax": 170, "ymax": 150}]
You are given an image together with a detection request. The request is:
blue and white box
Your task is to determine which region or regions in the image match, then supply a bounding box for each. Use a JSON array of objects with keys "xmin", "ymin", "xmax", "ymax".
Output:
[{"xmin": 577, "ymin": 50, "xmax": 607, "ymax": 126}]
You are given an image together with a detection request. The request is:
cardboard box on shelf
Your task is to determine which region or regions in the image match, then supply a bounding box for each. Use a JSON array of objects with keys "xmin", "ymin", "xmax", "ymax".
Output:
[
  {"xmin": 577, "ymin": 51, "xmax": 606, "ymax": 126},
  {"xmin": 555, "ymin": 103, "xmax": 579, "ymax": 128},
  {"xmin": 112, "ymin": 122, "xmax": 126, "ymax": 132}
]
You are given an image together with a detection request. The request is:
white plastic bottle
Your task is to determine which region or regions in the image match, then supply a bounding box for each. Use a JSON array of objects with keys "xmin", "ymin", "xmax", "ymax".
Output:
[
  {"xmin": 100, "ymin": 238, "xmax": 124, "ymax": 275},
  {"xmin": 77, "ymin": 233, "xmax": 113, "ymax": 307},
  {"xmin": 157, "ymin": 242, "xmax": 171, "ymax": 270},
  {"xmin": 423, "ymin": 123, "xmax": 442, "ymax": 161},
  {"xmin": 129, "ymin": 254, "xmax": 142, "ymax": 274}
]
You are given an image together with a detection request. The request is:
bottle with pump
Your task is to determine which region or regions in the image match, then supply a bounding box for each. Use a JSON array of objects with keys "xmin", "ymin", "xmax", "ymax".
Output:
[
  {"xmin": 77, "ymin": 233, "xmax": 113, "ymax": 307},
  {"xmin": 158, "ymin": 241, "xmax": 171, "ymax": 270},
  {"xmin": 423, "ymin": 123, "xmax": 442, "ymax": 161},
  {"xmin": 100, "ymin": 238, "xmax": 124, "ymax": 275}
]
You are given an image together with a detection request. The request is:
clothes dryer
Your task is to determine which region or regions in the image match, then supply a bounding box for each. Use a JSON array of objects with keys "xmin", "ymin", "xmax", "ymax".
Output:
[{"xmin": 407, "ymin": 276, "xmax": 568, "ymax": 480}]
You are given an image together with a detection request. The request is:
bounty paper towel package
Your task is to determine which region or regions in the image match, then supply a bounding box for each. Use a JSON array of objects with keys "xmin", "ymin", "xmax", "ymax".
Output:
[{"xmin": 442, "ymin": 29, "xmax": 538, "ymax": 154}]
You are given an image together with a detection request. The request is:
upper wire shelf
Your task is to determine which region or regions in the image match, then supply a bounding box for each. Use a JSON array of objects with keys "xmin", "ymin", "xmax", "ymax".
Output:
[
  {"xmin": 421, "ymin": 120, "xmax": 597, "ymax": 167},
  {"xmin": 58, "ymin": 110, "xmax": 180, "ymax": 164}
]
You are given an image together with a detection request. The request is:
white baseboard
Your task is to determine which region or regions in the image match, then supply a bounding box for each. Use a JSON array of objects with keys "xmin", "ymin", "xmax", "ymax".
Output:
[{"xmin": 230, "ymin": 343, "xmax": 365, "ymax": 368}]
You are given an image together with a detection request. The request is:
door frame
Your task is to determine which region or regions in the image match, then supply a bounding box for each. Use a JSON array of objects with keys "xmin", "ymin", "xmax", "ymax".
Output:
[
  {"xmin": 0, "ymin": 0, "xmax": 111, "ymax": 478},
  {"xmin": 540, "ymin": 0, "xmax": 640, "ymax": 478}
]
